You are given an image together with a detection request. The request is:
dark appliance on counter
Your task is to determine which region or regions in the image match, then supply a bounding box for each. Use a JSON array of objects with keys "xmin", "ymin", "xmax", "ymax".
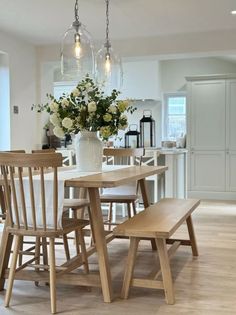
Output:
[
  {"xmin": 140, "ymin": 110, "xmax": 156, "ymax": 147},
  {"xmin": 125, "ymin": 124, "xmax": 140, "ymax": 148}
]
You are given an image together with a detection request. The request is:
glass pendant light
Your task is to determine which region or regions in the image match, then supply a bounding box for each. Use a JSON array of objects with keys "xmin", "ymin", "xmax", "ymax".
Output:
[
  {"xmin": 61, "ymin": 0, "xmax": 94, "ymax": 79},
  {"xmin": 95, "ymin": 0, "xmax": 123, "ymax": 94}
]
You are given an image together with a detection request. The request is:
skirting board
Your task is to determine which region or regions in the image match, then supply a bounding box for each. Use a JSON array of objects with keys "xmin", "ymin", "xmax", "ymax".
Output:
[{"xmin": 188, "ymin": 190, "xmax": 236, "ymax": 201}]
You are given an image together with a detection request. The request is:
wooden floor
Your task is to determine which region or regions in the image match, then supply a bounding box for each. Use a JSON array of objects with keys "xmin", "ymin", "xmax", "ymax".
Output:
[{"xmin": 0, "ymin": 200, "xmax": 236, "ymax": 314}]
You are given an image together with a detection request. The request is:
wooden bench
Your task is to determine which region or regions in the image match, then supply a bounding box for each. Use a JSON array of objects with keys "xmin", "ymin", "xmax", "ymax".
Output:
[{"xmin": 113, "ymin": 198, "xmax": 200, "ymax": 305}]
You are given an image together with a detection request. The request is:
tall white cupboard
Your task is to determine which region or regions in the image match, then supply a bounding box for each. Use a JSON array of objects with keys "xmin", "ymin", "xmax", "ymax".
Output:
[{"xmin": 186, "ymin": 74, "xmax": 236, "ymax": 200}]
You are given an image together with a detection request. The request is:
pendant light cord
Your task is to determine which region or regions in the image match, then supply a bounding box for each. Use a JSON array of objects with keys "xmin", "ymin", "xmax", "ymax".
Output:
[
  {"xmin": 74, "ymin": 0, "xmax": 80, "ymax": 22},
  {"xmin": 105, "ymin": 0, "xmax": 111, "ymax": 49}
]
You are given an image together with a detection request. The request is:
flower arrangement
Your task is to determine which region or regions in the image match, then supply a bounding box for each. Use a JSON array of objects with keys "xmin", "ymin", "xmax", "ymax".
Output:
[{"xmin": 33, "ymin": 76, "xmax": 135, "ymax": 140}]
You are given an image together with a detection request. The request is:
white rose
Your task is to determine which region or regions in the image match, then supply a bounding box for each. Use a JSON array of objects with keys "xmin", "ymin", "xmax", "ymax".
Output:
[
  {"xmin": 103, "ymin": 113, "xmax": 112, "ymax": 122},
  {"xmin": 49, "ymin": 101, "xmax": 59, "ymax": 112},
  {"xmin": 50, "ymin": 113, "xmax": 60, "ymax": 126},
  {"xmin": 88, "ymin": 101, "xmax": 97, "ymax": 112},
  {"xmin": 61, "ymin": 99, "xmax": 69, "ymax": 107},
  {"xmin": 53, "ymin": 126, "xmax": 65, "ymax": 138},
  {"xmin": 108, "ymin": 105, "xmax": 117, "ymax": 114},
  {"xmin": 85, "ymin": 82, "xmax": 91, "ymax": 89},
  {"xmin": 62, "ymin": 117, "xmax": 73, "ymax": 129},
  {"xmin": 72, "ymin": 88, "xmax": 80, "ymax": 97}
]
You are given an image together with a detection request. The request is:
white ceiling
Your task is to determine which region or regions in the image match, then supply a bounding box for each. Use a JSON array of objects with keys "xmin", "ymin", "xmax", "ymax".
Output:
[{"xmin": 1, "ymin": 0, "xmax": 236, "ymax": 45}]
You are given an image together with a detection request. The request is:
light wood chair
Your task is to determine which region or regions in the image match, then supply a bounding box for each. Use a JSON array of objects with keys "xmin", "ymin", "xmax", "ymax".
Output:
[
  {"xmin": 101, "ymin": 148, "xmax": 145, "ymax": 229},
  {"xmin": 0, "ymin": 150, "xmax": 26, "ymax": 220},
  {"xmin": 0, "ymin": 152, "xmax": 89, "ymax": 314}
]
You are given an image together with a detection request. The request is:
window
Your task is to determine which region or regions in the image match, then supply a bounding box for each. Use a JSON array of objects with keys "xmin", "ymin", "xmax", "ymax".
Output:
[{"xmin": 164, "ymin": 93, "xmax": 186, "ymax": 139}]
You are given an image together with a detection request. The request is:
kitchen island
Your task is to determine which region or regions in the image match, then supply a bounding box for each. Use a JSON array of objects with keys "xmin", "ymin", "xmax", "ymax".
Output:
[{"xmin": 144, "ymin": 148, "xmax": 188, "ymax": 201}]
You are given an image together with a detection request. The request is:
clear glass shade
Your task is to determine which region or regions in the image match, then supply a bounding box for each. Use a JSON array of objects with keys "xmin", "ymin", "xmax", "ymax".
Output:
[
  {"xmin": 95, "ymin": 45, "xmax": 123, "ymax": 94},
  {"xmin": 61, "ymin": 24, "xmax": 94, "ymax": 80}
]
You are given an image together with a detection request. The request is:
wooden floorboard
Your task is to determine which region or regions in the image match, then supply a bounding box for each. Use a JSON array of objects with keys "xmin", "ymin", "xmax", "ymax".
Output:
[{"xmin": 0, "ymin": 200, "xmax": 236, "ymax": 314}]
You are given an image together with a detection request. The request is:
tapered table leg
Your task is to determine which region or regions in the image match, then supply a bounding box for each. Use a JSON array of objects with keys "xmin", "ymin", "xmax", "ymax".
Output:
[{"xmin": 88, "ymin": 187, "xmax": 113, "ymax": 303}]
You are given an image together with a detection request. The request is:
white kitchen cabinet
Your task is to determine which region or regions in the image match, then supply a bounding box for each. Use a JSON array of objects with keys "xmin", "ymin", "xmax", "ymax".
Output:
[
  {"xmin": 190, "ymin": 80, "xmax": 225, "ymax": 150},
  {"xmin": 226, "ymin": 80, "xmax": 236, "ymax": 151},
  {"xmin": 226, "ymin": 151, "xmax": 236, "ymax": 192},
  {"xmin": 163, "ymin": 152, "xmax": 187, "ymax": 198},
  {"xmin": 190, "ymin": 150, "xmax": 225, "ymax": 191},
  {"xmin": 143, "ymin": 149, "xmax": 187, "ymax": 202},
  {"xmin": 186, "ymin": 74, "xmax": 236, "ymax": 199},
  {"xmin": 120, "ymin": 59, "xmax": 160, "ymax": 100}
]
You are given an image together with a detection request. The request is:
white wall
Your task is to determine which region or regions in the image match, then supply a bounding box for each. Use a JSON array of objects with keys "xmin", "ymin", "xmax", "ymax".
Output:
[
  {"xmin": 0, "ymin": 53, "xmax": 10, "ymax": 150},
  {"xmin": 0, "ymin": 30, "xmax": 38, "ymax": 152},
  {"xmin": 160, "ymin": 57, "xmax": 236, "ymax": 93}
]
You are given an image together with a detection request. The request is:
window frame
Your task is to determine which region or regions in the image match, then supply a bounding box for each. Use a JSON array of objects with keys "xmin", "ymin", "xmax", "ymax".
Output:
[{"xmin": 163, "ymin": 92, "xmax": 187, "ymax": 140}]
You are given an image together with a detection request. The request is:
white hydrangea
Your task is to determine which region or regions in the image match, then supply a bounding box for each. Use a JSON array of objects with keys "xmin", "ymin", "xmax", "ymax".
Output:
[
  {"xmin": 62, "ymin": 117, "xmax": 73, "ymax": 129},
  {"xmin": 50, "ymin": 113, "xmax": 60, "ymax": 126},
  {"xmin": 61, "ymin": 99, "xmax": 69, "ymax": 107},
  {"xmin": 53, "ymin": 126, "xmax": 65, "ymax": 138},
  {"xmin": 72, "ymin": 88, "xmax": 80, "ymax": 97},
  {"xmin": 88, "ymin": 101, "xmax": 97, "ymax": 112},
  {"xmin": 49, "ymin": 101, "xmax": 59, "ymax": 112}
]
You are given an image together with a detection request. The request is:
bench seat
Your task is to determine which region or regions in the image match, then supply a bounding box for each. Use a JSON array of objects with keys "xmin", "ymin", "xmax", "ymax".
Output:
[
  {"xmin": 114, "ymin": 198, "xmax": 200, "ymax": 238},
  {"xmin": 113, "ymin": 198, "xmax": 200, "ymax": 305}
]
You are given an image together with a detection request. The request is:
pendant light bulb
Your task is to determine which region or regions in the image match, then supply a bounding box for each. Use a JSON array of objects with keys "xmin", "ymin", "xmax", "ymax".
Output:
[
  {"xmin": 74, "ymin": 33, "xmax": 81, "ymax": 59},
  {"xmin": 105, "ymin": 53, "xmax": 111, "ymax": 74}
]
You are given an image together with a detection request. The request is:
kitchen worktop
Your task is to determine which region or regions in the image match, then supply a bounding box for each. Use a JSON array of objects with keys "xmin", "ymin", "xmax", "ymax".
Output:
[{"xmin": 145, "ymin": 147, "xmax": 188, "ymax": 155}]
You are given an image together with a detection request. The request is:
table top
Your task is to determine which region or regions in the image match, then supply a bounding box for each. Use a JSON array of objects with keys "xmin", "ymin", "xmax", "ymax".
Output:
[
  {"xmin": 0, "ymin": 165, "xmax": 168, "ymax": 188},
  {"xmin": 64, "ymin": 165, "xmax": 168, "ymax": 188}
]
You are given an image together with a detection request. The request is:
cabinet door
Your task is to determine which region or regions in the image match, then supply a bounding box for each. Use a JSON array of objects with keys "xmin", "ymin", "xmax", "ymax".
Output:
[
  {"xmin": 226, "ymin": 80, "xmax": 236, "ymax": 151},
  {"xmin": 226, "ymin": 150, "xmax": 236, "ymax": 191},
  {"xmin": 190, "ymin": 80, "xmax": 226, "ymax": 150},
  {"xmin": 190, "ymin": 150, "xmax": 225, "ymax": 191}
]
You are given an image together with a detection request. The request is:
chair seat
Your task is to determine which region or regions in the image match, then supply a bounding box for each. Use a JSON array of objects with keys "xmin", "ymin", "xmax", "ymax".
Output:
[
  {"xmin": 6, "ymin": 217, "xmax": 89, "ymax": 237},
  {"xmin": 100, "ymin": 194, "xmax": 138, "ymax": 203},
  {"xmin": 63, "ymin": 198, "xmax": 90, "ymax": 209}
]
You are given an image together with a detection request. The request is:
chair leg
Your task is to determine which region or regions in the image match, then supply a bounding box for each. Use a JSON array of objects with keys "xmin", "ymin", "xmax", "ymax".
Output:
[
  {"xmin": 186, "ymin": 215, "xmax": 198, "ymax": 257},
  {"xmin": 49, "ymin": 238, "xmax": 56, "ymax": 314},
  {"xmin": 42, "ymin": 237, "xmax": 48, "ymax": 267},
  {"xmin": 34, "ymin": 237, "xmax": 41, "ymax": 286},
  {"xmin": 155, "ymin": 238, "xmax": 175, "ymax": 305},
  {"xmin": 132, "ymin": 201, "xmax": 137, "ymax": 216},
  {"xmin": 108, "ymin": 202, "xmax": 113, "ymax": 231},
  {"xmin": 62, "ymin": 235, "xmax": 71, "ymax": 260},
  {"xmin": 5, "ymin": 235, "xmax": 21, "ymax": 307},
  {"xmin": 127, "ymin": 202, "xmax": 132, "ymax": 218},
  {"xmin": 121, "ymin": 237, "xmax": 140, "ymax": 299},
  {"xmin": 72, "ymin": 210, "xmax": 81, "ymax": 255},
  {"xmin": 78, "ymin": 230, "xmax": 89, "ymax": 274},
  {"xmin": 18, "ymin": 235, "xmax": 24, "ymax": 267}
]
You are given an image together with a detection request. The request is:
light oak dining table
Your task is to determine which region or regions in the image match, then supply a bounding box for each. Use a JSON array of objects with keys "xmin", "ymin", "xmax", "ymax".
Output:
[{"xmin": 0, "ymin": 165, "xmax": 168, "ymax": 303}]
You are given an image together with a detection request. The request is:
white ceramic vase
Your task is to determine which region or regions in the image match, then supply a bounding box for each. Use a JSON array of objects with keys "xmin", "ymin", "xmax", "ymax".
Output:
[{"xmin": 75, "ymin": 131, "xmax": 103, "ymax": 172}]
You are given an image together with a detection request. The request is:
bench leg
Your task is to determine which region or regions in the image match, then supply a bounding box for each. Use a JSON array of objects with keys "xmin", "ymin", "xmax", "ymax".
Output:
[
  {"xmin": 186, "ymin": 215, "xmax": 198, "ymax": 257},
  {"xmin": 121, "ymin": 237, "xmax": 140, "ymax": 299},
  {"xmin": 155, "ymin": 238, "xmax": 175, "ymax": 305}
]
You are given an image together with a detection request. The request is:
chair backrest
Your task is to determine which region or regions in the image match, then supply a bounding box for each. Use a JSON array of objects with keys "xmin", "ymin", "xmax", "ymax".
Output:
[
  {"xmin": 103, "ymin": 148, "xmax": 145, "ymax": 166},
  {"xmin": 0, "ymin": 152, "xmax": 63, "ymax": 232},
  {"xmin": 32, "ymin": 149, "xmax": 56, "ymax": 154}
]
